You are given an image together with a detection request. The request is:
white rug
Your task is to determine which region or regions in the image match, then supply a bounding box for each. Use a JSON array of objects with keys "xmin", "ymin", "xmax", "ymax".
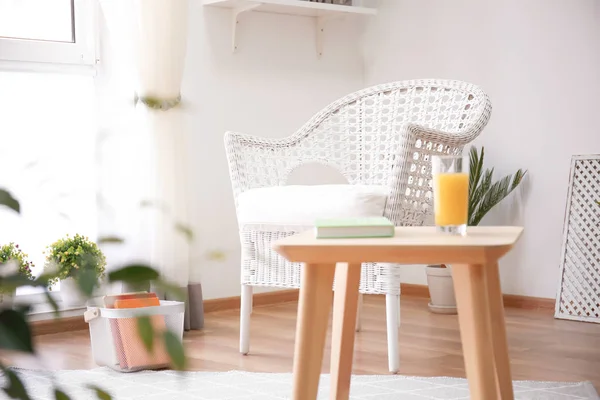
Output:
[{"xmin": 6, "ymin": 369, "xmax": 599, "ymax": 400}]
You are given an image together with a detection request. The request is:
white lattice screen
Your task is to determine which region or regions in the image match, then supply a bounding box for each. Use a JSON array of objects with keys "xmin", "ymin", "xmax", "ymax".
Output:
[{"xmin": 555, "ymin": 154, "xmax": 600, "ymax": 323}]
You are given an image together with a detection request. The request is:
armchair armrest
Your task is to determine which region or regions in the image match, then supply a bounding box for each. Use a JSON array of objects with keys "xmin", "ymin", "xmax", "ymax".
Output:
[
  {"xmin": 225, "ymin": 131, "xmax": 297, "ymax": 206},
  {"xmin": 383, "ymin": 122, "xmax": 482, "ymax": 227}
]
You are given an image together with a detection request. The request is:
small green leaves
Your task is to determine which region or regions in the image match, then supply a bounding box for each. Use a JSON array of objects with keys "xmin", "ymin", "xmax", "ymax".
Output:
[
  {"xmin": 2, "ymin": 368, "xmax": 31, "ymax": 400},
  {"xmin": 0, "ymin": 189, "xmax": 20, "ymax": 214},
  {"xmin": 164, "ymin": 330, "xmax": 186, "ymax": 370},
  {"xmin": 54, "ymin": 388, "xmax": 71, "ymax": 400},
  {"xmin": 137, "ymin": 316, "xmax": 154, "ymax": 353},
  {"xmin": 87, "ymin": 385, "xmax": 112, "ymax": 400},
  {"xmin": 108, "ymin": 265, "xmax": 159, "ymax": 283},
  {"xmin": 0, "ymin": 309, "xmax": 33, "ymax": 353},
  {"xmin": 467, "ymin": 146, "xmax": 527, "ymax": 226},
  {"xmin": 44, "ymin": 235, "xmax": 107, "ymax": 288}
]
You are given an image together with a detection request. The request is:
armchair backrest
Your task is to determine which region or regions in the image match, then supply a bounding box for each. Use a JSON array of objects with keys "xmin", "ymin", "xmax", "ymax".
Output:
[
  {"xmin": 288, "ymin": 79, "xmax": 491, "ymax": 187},
  {"xmin": 225, "ymin": 79, "xmax": 491, "ymax": 226}
]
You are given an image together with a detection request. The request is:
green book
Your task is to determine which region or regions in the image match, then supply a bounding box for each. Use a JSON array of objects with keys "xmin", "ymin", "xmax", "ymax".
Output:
[{"xmin": 314, "ymin": 217, "xmax": 395, "ymax": 239}]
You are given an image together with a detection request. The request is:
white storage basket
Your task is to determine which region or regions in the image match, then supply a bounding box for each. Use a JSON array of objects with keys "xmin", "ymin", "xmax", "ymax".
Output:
[{"xmin": 85, "ymin": 300, "xmax": 185, "ymax": 372}]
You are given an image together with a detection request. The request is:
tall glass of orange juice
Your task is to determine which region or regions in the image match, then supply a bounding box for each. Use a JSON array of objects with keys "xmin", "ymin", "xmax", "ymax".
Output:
[{"xmin": 432, "ymin": 155, "xmax": 469, "ymax": 236}]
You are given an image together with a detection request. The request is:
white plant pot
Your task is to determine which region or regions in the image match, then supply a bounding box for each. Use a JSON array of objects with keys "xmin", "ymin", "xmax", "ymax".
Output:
[
  {"xmin": 426, "ymin": 265, "xmax": 457, "ymax": 314},
  {"xmin": 60, "ymin": 278, "xmax": 87, "ymax": 308}
]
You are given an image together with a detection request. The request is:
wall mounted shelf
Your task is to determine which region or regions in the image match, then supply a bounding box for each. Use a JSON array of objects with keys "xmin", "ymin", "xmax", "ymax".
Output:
[{"xmin": 203, "ymin": 0, "xmax": 377, "ymax": 56}]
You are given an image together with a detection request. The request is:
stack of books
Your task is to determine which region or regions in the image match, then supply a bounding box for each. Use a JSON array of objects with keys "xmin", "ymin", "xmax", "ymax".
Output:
[{"xmin": 104, "ymin": 292, "xmax": 170, "ymax": 371}]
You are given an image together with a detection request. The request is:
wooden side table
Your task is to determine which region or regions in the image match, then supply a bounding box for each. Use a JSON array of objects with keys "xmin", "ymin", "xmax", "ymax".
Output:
[{"xmin": 273, "ymin": 226, "xmax": 523, "ymax": 400}]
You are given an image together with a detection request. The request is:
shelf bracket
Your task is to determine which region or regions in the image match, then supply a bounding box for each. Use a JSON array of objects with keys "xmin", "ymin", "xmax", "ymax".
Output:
[
  {"xmin": 316, "ymin": 15, "xmax": 343, "ymax": 58},
  {"xmin": 232, "ymin": 3, "xmax": 261, "ymax": 53}
]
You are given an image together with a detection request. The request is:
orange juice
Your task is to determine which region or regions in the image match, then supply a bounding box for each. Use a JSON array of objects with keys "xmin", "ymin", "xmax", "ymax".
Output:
[{"xmin": 433, "ymin": 173, "xmax": 469, "ymax": 226}]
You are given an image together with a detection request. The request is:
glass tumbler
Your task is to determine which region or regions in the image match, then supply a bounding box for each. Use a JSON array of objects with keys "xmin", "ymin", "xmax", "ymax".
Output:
[{"xmin": 432, "ymin": 155, "xmax": 469, "ymax": 236}]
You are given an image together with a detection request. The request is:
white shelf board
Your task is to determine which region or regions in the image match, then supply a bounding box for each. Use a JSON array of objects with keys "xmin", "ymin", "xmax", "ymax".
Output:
[{"xmin": 204, "ymin": 0, "xmax": 377, "ymax": 17}]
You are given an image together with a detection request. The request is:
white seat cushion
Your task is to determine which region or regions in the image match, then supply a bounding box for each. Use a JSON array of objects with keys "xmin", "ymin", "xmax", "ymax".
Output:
[{"xmin": 237, "ymin": 184, "xmax": 389, "ymax": 227}]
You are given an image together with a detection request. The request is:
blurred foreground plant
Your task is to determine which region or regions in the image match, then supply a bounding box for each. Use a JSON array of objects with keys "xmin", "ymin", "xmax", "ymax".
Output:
[{"xmin": 0, "ymin": 188, "xmax": 187, "ymax": 400}]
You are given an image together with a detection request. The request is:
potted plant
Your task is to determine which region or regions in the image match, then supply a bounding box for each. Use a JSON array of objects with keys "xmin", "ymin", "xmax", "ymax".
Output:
[
  {"xmin": 0, "ymin": 243, "xmax": 34, "ymax": 307},
  {"xmin": 45, "ymin": 234, "xmax": 107, "ymax": 307},
  {"xmin": 426, "ymin": 146, "xmax": 527, "ymax": 313}
]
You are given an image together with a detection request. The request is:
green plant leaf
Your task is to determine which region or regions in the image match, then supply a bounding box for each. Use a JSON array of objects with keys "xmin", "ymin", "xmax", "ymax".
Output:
[
  {"xmin": 22, "ymin": 160, "xmax": 39, "ymax": 170},
  {"xmin": 0, "ymin": 274, "xmax": 38, "ymax": 291},
  {"xmin": 0, "ymin": 189, "xmax": 20, "ymax": 214},
  {"xmin": 34, "ymin": 272, "xmax": 59, "ymax": 287},
  {"xmin": 54, "ymin": 388, "xmax": 71, "ymax": 400},
  {"xmin": 2, "ymin": 368, "xmax": 31, "ymax": 400},
  {"xmin": 469, "ymin": 168, "xmax": 494, "ymax": 226},
  {"xmin": 108, "ymin": 265, "xmax": 159, "ymax": 283},
  {"xmin": 174, "ymin": 222, "xmax": 194, "ymax": 242},
  {"xmin": 137, "ymin": 316, "xmax": 154, "ymax": 353},
  {"xmin": 139, "ymin": 199, "xmax": 154, "ymax": 208},
  {"xmin": 97, "ymin": 236, "xmax": 125, "ymax": 245},
  {"xmin": 468, "ymin": 146, "xmax": 484, "ymax": 220},
  {"xmin": 44, "ymin": 290, "xmax": 60, "ymax": 317},
  {"xmin": 470, "ymin": 170, "xmax": 527, "ymax": 226},
  {"xmin": 139, "ymin": 199, "xmax": 169, "ymax": 213},
  {"xmin": 57, "ymin": 212, "xmax": 70, "ymax": 221},
  {"xmin": 207, "ymin": 250, "xmax": 227, "ymax": 261},
  {"xmin": 164, "ymin": 330, "xmax": 186, "ymax": 370},
  {"xmin": 77, "ymin": 267, "xmax": 98, "ymax": 298},
  {"xmin": 87, "ymin": 385, "xmax": 112, "ymax": 400},
  {"xmin": 154, "ymin": 279, "xmax": 186, "ymax": 301},
  {"xmin": 0, "ymin": 309, "xmax": 33, "ymax": 353}
]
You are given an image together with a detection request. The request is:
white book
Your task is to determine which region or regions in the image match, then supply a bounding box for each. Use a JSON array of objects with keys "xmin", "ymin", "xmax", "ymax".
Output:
[{"xmin": 314, "ymin": 216, "xmax": 395, "ymax": 239}]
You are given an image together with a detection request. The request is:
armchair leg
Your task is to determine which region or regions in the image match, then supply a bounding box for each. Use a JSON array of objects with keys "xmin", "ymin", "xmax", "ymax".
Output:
[
  {"xmin": 240, "ymin": 284, "xmax": 253, "ymax": 355},
  {"xmin": 386, "ymin": 294, "xmax": 400, "ymax": 373}
]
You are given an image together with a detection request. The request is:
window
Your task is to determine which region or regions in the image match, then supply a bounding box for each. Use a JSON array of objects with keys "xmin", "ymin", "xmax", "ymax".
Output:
[
  {"xmin": 0, "ymin": 0, "xmax": 96, "ymax": 67},
  {"xmin": 0, "ymin": 0, "xmax": 74, "ymax": 42},
  {"xmin": 0, "ymin": 70, "xmax": 96, "ymax": 294},
  {"xmin": 0, "ymin": 0, "xmax": 98, "ymax": 301}
]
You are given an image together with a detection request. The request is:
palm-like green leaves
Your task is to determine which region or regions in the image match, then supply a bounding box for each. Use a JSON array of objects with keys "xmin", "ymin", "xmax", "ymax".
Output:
[{"xmin": 468, "ymin": 146, "xmax": 527, "ymax": 226}]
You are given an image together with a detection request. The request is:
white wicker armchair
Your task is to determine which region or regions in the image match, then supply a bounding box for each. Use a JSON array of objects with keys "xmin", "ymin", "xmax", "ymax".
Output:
[{"xmin": 225, "ymin": 79, "xmax": 491, "ymax": 372}]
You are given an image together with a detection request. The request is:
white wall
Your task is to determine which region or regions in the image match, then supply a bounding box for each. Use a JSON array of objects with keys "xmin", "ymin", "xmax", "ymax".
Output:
[
  {"xmin": 362, "ymin": 0, "xmax": 600, "ymax": 298},
  {"xmin": 185, "ymin": 4, "xmax": 365, "ymax": 299}
]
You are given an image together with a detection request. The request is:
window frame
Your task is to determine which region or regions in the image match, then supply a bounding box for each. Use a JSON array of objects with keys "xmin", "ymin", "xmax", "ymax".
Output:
[{"xmin": 0, "ymin": 0, "xmax": 98, "ymax": 69}]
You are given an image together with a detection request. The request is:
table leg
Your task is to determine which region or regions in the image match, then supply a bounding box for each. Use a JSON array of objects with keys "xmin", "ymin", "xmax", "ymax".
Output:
[
  {"xmin": 485, "ymin": 262, "xmax": 515, "ymax": 400},
  {"xmin": 330, "ymin": 263, "xmax": 361, "ymax": 400},
  {"xmin": 452, "ymin": 263, "xmax": 497, "ymax": 400},
  {"xmin": 292, "ymin": 263, "xmax": 336, "ymax": 400}
]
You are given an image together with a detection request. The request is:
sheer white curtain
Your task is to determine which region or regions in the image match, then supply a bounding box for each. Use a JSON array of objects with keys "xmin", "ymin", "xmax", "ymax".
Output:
[{"xmin": 99, "ymin": 0, "xmax": 201, "ymax": 328}]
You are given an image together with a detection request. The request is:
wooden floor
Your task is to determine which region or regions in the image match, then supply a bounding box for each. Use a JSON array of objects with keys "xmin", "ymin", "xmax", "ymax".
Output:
[{"xmin": 8, "ymin": 295, "xmax": 600, "ymax": 389}]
